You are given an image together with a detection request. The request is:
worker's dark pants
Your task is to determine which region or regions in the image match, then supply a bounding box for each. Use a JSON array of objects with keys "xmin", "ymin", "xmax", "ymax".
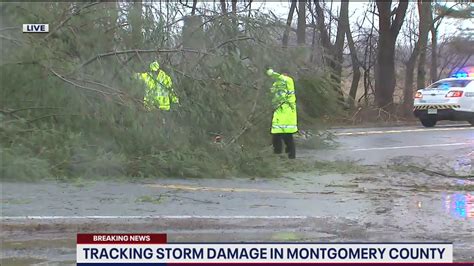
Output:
[
  {"xmin": 160, "ymin": 111, "xmax": 173, "ymax": 139},
  {"xmin": 272, "ymin": 133, "xmax": 296, "ymax": 159}
]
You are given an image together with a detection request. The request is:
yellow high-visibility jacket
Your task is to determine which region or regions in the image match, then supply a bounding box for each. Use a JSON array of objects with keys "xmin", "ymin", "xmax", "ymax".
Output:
[
  {"xmin": 136, "ymin": 70, "xmax": 178, "ymax": 111},
  {"xmin": 269, "ymin": 72, "xmax": 298, "ymax": 134}
]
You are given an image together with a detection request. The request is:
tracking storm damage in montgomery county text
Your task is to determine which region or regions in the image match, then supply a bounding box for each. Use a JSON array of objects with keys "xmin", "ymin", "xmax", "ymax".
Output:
[{"xmin": 82, "ymin": 247, "xmax": 447, "ymax": 261}]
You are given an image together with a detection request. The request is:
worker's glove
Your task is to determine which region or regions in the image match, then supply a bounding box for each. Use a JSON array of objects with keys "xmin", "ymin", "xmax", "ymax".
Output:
[{"xmin": 266, "ymin": 69, "xmax": 274, "ymax": 76}]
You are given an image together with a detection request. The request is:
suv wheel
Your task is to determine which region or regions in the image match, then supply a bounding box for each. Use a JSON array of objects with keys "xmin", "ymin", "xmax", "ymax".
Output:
[
  {"xmin": 420, "ymin": 118, "xmax": 437, "ymax": 127},
  {"xmin": 468, "ymin": 119, "xmax": 474, "ymax": 126}
]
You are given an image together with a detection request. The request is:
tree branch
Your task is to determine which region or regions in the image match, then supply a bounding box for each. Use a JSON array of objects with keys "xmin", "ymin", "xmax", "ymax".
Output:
[
  {"xmin": 76, "ymin": 48, "xmax": 209, "ymax": 71},
  {"xmin": 43, "ymin": 2, "xmax": 100, "ymax": 40},
  {"xmin": 390, "ymin": 1, "xmax": 409, "ymax": 35},
  {"xmin": 27, "ymin": 113, "xmax": 83, "ymax": 124},
  {"xmin": 7, "ymin": 107, "xmax": 63, "ymax": 114},
  {"xmin": 210, "ymin": 36, "xmax": 255, "ymax": 51},
  {"xmin": 0, "ymin": 34, "xmax": 23, "ymax": 46},
  {"xmin": 48, "ymin": 66, "xmax": 116, "ymax": 96}
]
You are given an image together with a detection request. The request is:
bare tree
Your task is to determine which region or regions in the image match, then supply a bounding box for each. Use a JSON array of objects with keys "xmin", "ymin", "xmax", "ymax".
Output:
[
  {"xmin": 430, "ymin": 20, "xmax": 442, "ymax": 83},
  {"xmin": 343, "ymin": 2, "xmax": 361, "ymax": 106},
  {"xmin": 191, "ymin": 0, "xmax": 197, "ymax": 15},
  {"xmin": 231, "ymin": 0, "xmax": 237, "ymax": 15},
  {"xmin": 220, "ymin": 0, "xmax": 227, "ymax": 15},
  {"xmin": 429, "ymin": 3, "xmax": 462, "ymax": 82},
  {"xmin": 359, "ymin": 3, "xmax": 377, "ymax": 106},
  {"xmin": 374, "ymin": 0, "xmax": 408, "ymax": 110},
  {"xmin": 416, "ymin": 0, "xmax": 433, "ymax": 89},
  {"xmin": 402, "ymin": 3, "xmax": 424, "ymax": 116},
  {"xmin": 435, "ymin": 35, "xmax": 473, "ymax": 79},
  {"xmin": 297, "ymin": 0, "xmax": 306, "ymax": 45},
  {"xmin": 282, "ymin": 1, "xmax": 297, "ymax": 47},
  {"xmin": 313, "ymin": 0, "xmax": 348, "ymax": 93}
]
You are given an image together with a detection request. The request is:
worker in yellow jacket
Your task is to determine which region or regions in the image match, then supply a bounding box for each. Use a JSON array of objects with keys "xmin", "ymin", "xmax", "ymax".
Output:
[
  {"xmin": 267, "ymin": 68, "xmax": 298, "ymax": 159},
  {"xmin": 136, "ymin": 61, "xmax": 179, "ymax": 111}
]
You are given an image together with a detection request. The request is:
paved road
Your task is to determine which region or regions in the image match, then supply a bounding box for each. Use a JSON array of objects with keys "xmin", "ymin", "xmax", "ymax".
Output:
[
  {"xmin": 1, "ymin": 123, "xmax": 473, "ymax": 264},
  {"xmin": 303, "ymin": 122, "xmax": 473, "ymax": 165}
]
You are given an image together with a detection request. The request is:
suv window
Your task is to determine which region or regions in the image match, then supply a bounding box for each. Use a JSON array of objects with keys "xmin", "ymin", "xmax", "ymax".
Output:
[{"xmin": 427, "ymin": 80, "xmax": 472, "ymax": 89}]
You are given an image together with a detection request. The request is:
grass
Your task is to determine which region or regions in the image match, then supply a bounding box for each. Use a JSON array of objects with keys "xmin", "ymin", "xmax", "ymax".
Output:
[
  {"xmin": 277, "ymin": 158, "xmax": 375, "ymax": 175},
  {"xmin": 69, "ymin": 177, "xmax": 96, "ymax": 188},
  {"xmin": 325, "ymin": 183, "xmax": 359, "ymax": 188},
  {"xmin": 270, "ymin": 232, "xmax": 304, "ymax": 241},
  {"xmin": 449, "ymin": 184, "xmax": 474, "ymax": 191},
  {"xmin": 387, "ymin": 163, "xmax": 473, "ymax": 179},
  {"xmin": 386, "ymin": 163, "xmax": 423, "ymax": 173},
  {"xmin": 313, "ymin": 160, "xmax": 375, "ymax": 174},
  {"xmin": 135, "ymin": 195, "xmax": 165, "ymax": 204},
  {"xmin": 0, "ymin": 198, "xmax": 33, "ymax": 204},
  {"xmin": 295, "ymin": 132, "xmax": 338, "ymax": 150}
]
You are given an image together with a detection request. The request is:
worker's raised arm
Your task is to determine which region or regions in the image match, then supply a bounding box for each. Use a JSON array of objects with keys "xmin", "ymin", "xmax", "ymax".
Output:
[{"xmin": 266, "ymin": 68, "xmax": 282, "ymax": 79}]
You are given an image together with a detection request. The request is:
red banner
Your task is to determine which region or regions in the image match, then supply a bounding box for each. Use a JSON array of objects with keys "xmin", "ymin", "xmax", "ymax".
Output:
[{"xmin": 77, "ymin": 233, "xmax": 167, "ymax": 244}]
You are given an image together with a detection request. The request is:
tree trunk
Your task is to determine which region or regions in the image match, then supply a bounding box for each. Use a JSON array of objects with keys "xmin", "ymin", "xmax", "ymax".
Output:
[
  {"xmin": 191, "ymin": 0, "xmax": 197, "ymax": 15},
  {"xmin": 403, "ymin": 43, "xmax": 419, "ymax": 116},
  {"xmin": 417, "ymin": 49, "xmax": 427, "ymax": 88},
  {"xmin": 308, "ymin": 0, "xmax": 317, "ymax": 62},
  {"xmin": 361, "ymin": 3, "xmax": 377, "ymax": 106},
  {"xmin": 314, "ymin": 0, "xmax": 347, "ymax": 95},
  {"xmin": 248, "ymin": 0, "xmax": 252, "ymax": 17},
  {"xmin": 220, "ymin": 0, "xmax": 227, "ymax": 14},
  {"xmin": 403, "ymin": 1, "xmax": 432, "ymax": 116},
  {"xmin": 297, "ymin": 0, "xmax": 306, "ymax": 45},
  {"xmin": 314, "ymin": 0, "xmax": 330, "ymax": 51},
  {"xmin": 128, "ymin": 1, "xmax": 143, "ymax": 48},
  {"xmin": 231, "ymin": 0, "xmax": 237, "ymax": 15},
  {"xmin": 103, "ymin": 2, "xmax": 118, "ymax": 51},
  {"xmin": 333, "ymin": 0, "xmax": 348, "ymax": 88},
  {"xmin": 344, "ymin": 2, "xmax": 360, "ymax": 106},
  {"xmin": 430, "ymin": 26, "xmax": 438, "ymax": 83},
  {"xmin": 374, "ymin": 0, "xmax": 408, "ymax": 110},
  {"xmin": 375, "ymin": 33, "xmax": 397, "ymax": 109},
  {"xmin": 282, "ymin": 1, "xmax": 296, "ymax": 47},
  {"xmin": 182, "ymin": 15, "xmax": 205, "ymax": 50},
  {"xmin": 416, "ymin": 0, "xmax": 433, "ymax": 89}
]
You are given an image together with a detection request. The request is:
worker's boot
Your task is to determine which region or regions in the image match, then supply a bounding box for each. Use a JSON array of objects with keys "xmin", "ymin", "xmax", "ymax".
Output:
[
  {"xmin": 287, "ymin": 145, "xmax": 296, "ymax": 159},
  {"xmin": 288, "ymin": 152, "xmax": 296, "ymax": 159}
]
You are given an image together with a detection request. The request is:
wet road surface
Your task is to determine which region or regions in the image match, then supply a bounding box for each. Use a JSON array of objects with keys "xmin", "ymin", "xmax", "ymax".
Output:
[
  {"xmin": 302, "ymin": 122, "xmax": 473, "ymax": 165},
  {"xmin": 1, "ymin": 123, "xmax": 473, "ymax": 264}
]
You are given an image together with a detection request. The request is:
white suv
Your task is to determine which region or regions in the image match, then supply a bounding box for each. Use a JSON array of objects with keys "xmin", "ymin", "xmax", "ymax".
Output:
[{"xmin": 413, "ymin": 76, "xmax": 474, "ymax": 127}]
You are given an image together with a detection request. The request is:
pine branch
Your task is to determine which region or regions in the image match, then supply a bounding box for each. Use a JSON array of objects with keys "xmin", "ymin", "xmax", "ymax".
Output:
[
  {"xmin": 43, "ymin": 2, "xmax": 100, "ymax": 40},
  {"xmin": 76, "ymin": 48, "xmax": 209, "ymax": 71},
  {"xmin": 48, "ymin": 66, "xmax": 115, "ymax": 96},
  {"xmin": 7, "ymin": 107, "xmax": 63, "ymax": 114},
  {"xmin": 27, "ymin": 113, "xmax": 83, "ymax": 124},
  {"xmin": 210, "ymin": 36, "xmax": 255, "ymax": 51}
]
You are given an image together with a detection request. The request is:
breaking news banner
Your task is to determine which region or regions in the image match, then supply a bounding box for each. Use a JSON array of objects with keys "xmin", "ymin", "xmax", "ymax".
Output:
[{"xmin": 75, "ymin": 233, "xmax": 472, "ymax": 265}]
